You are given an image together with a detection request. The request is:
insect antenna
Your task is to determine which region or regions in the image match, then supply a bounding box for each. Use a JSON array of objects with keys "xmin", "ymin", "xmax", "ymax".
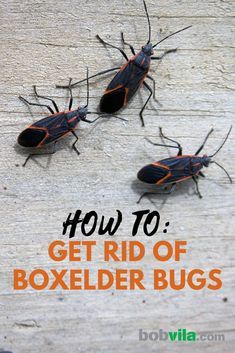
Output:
[
  {"xmin": 68, "ymin": 78, "xmax": 73, "ymax": 110},
  {"xmin": 85, "ymin": 67, "xmax": 89, "ymax": 107},
  {"xmin": 210, "ymin": 125, "xmax": 232, "ymax": 158},
  {"xmin": 143, "ymin": 0, "xmax": 151, "ymax": 44},
  {"xmin": 212, "ymin": 161, "xmax": 232, "ymax": 184},
  {"xmin": 152, "ymin": 25, "xmax": 192, "ymax": 48}
]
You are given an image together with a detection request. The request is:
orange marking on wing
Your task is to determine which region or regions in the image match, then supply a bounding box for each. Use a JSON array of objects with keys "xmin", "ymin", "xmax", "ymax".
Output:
[
  {"xmin": 179, "ymin": 175, "xmax": 193, "ymax": 182},
  {"xmin": 140, "ymin": 72, "xmax": 148, "ymax": 86},
  {"xmin": 68, "ymin": 116, "xmax": 78, "ymax": 124},
  {"xmin": 151, "ymin": 156, "xmax": 201, "ymax": 185},
  {"xmin": 175, "ymin": 175, "xmax": 193, "ymax": 184},
  {"xmin": 152, "ymin": 162, "xmax": 170, "ymax": 170},
  {"xmin": 104, "ymin": 84, "xmax": 124, "ymax": 95},
  {"xmin": 174, "ymin": 155, "xmax": 194, "ymax": 158},
  {"xmin": 38, "ymin": 131, "xmax": 50, "ymax": 147},
  {"xmin": 119, "ymin": 61, "xmax": 130, "ymax": 72},
  {"xmin": 124, "ymin": 87, "xmax": 129, "ymax": 106},
  {"xmin": 27, "ymin": 125, "xmax": 47, "ymax": 132},
  {"xmin": 156, "ymin": 171, "xmax": 172, "ymax": 185},
  {"xmin": 130, "ymin": 53, "xmax": 139, "ymax": 62},
  {"xmin": 38, "ymin": 129, "xmax": 73, "ymax": 147},
  {"xmin": 140, "ymin": 58, "xmax": 145, "ymax": 66}
]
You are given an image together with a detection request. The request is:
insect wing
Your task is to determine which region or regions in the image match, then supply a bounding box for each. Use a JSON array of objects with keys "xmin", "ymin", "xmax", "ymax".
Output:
[
  {"xmin": 159, "ymin": 156, "xmax": 203, "ymax": 183},
  {"xmin": 32, "ymin": 113, "xmax": 70, "ymax": 144},
  {"xmin": 138, "ymin": 163, "xmax": 169, "ymax": 184},
  {"xmin": 100, "ymin": 61, "xmax": 147, "ymax": 113}
]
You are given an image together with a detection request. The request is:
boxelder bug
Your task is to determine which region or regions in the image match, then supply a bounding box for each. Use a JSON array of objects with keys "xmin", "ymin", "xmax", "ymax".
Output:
[
  {"xmin": 56, "ymin": 0, "xmax": 191, "ymax": 127},
  {"xmin": 137, "ymin": 126, "xmax": 232, "ymax": 202},
  {"xmin": 18, "ymin": 69, "xmax": 104, "ymax": 167}
]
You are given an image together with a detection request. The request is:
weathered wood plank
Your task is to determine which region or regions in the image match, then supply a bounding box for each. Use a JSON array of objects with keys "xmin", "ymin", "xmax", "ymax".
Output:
[{"xmin": 0, "ymin": 0, "xmax": 234, "ymax": 352}]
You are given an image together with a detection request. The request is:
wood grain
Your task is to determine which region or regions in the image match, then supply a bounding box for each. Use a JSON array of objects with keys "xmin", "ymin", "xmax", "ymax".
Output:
[{"xmin": 0, "ymin": 0, "xmax": 234, "ymax": 352}]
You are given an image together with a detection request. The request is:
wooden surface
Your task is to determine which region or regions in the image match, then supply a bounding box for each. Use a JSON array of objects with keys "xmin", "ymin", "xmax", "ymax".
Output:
[{"xmin": 0, "ymin": 0, "xmax": 234, "ymax": 352}]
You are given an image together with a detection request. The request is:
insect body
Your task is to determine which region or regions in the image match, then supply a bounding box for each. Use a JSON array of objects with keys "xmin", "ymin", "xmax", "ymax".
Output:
[
  {"xmin": 18, "ymin": 107, "xmax": 88, "ymax": 149},
  {"xmin": 138, "ymin": 155, "xmax": 211, "ymax": 185},
  {"xmin": 56, "ymin": 0, "xmax": 191, "ymax": 126},
  {"xmin": 93, "ymin": 0, "xmax": 191, "ymax": 127},
  {"xmin": 137, "ymin": 126, "xmax": 232, "ymax": 202},
  {"xmin": 18, "ymin": 72, "xmax": 100, "ymax": 166},
  {"xmin": 98, "ymin": 40, "xmax": 154, "ymax": 117}
]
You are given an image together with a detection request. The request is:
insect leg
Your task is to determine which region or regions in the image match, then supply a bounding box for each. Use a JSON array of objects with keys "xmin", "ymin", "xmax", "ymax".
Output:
[
  {"xmin": 84, "ymin": 112, "xmax": 128, "ymax": 124},
  {"xmin": 137, "ymin": 183, "xmax": 176, "ymax": 204},
  {"xmin": 96, "ymin": 34, "xmax": 129, "ymax": 61},
  {"xmin": 146, "ymin": 75, "xmax": 162, "ymax": 106},
  {"xmin": 82, "ymin": 115, "xmax": 101, "ymax": 123},
  {"xmin": 68, "ymin": 78, "xmax": 73, "ymax": 110},
  {"xmin": 33, "ymin": 86, "xmax": 59, "ymax": 112},
  {"xmin": 140, "ymin": 81, "xmax": 153, "ymax": 127},
  {"xmin": 151, "ymin": 48, "xmax": 177, "ymax": 60},
  {"xmin": 145, "ymin": 128, "xmax": 182, "ymax": 153},
  {"xmin": 19, "ymin": 96, "xmax": 54, "ymax": 115},
  {"xmin": 23, "ymin": 142, "xmax": 57, "ymax": 167},
  {"xmin": 56, "ymin": 67, "xmax": 120, "ymax": 89},
  {"xmin": 195, "ymin": 128, "xmax": 214, "ymax": 155},
  {"xmin": 199, "ymin": 171, "xmax": 205, "ymax": 178},
  {"xmin": 71, "ymin": 130, "xmax": 80, "ymax": 155},
  {"xmin": 159, "ymin": 127, "xmax": 182, "ymax": 155},
  {"xmin": 121, "ymin": 32, "xmax": 136, "ymax": 55},
  {"xmin": 192, "ymin": 176, "xmax": 202, "ymax": 198},
  {"xmin": 145, "ymin": 138, "xmax": 181, "ymax": 152}
]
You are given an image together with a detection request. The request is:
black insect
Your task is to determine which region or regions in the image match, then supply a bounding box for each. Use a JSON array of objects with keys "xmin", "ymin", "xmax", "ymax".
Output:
[
  {"xmin": 137, "ymin": 126, "xmax": 233, "ymax": 202},
  {"xmin": 18, "ymin": 70, "xmax": 102, "ymax": 166},
  {"xmin": 56, "ymin": 0, "xmax": 191, "ymax": 126}
]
